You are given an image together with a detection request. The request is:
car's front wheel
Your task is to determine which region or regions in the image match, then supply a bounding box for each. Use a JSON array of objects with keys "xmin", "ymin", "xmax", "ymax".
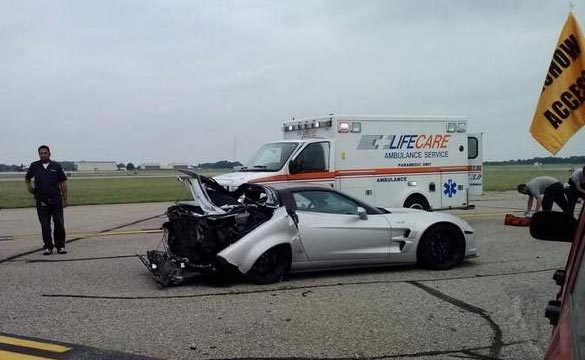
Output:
[
  {"xmin": 417, "ymin": 223, "xmax": 465, "ymax": 270},
  {"xmin": 246, "ymin": 245, "xmax": 291, "ymax": 284}
]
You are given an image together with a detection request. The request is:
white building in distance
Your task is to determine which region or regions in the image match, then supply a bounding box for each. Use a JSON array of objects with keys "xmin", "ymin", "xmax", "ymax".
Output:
[
  {"xmin": 76, "ymin": 161, "xmax": 117, "ymax": 172},
  {"xmin": 139, "ymin": 163, "xmax": 161, "ymax": 170}
]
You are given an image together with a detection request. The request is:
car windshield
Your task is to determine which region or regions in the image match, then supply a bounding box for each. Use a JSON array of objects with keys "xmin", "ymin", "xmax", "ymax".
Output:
[{"xmin": 241, "ymin": 142, "xmax": 299, "ymax": 172}]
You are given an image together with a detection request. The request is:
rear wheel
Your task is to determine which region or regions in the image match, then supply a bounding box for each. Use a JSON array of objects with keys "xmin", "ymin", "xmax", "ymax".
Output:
[
  {"xmin": 246, "ymin": 246, "xmax": 291, "ymax": 284},
  {"xmin": 417, "ymin": 223, "xmax": 465, "ymax": 270},
  {"xmin": 404, "ymin": 194, "xmax": 430, "ymax": 211}
]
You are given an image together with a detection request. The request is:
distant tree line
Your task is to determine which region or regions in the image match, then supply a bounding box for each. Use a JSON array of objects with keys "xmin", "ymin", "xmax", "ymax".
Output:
[
  {"xmin": 0, "ymin": 161, "xmax": 77, "ymax": 172},
  {"xmin": 197, "ymin": 160, "xmax": 242, "ymax": 169},
  {"xmin": 0, "ymin": 160, "xmax": 241, "ymax": 172},
  {"xmin": 485, "ymin": 156, "xmax": 585, "ymax": 165},
  {"xmin": 0, "ymin": 164, "xmax": 25, "ymax": 172}
]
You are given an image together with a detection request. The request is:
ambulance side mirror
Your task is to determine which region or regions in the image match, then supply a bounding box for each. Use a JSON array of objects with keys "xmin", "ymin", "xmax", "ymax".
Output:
[{"xmin": 289, "ymin": 159, "xmax": 299, "ymax": 174}]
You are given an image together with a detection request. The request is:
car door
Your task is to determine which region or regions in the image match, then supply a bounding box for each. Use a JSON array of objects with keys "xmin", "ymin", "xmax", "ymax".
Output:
[
  {"xmin": 544, "ymin": 207, "xmax": 585, "ymax": 360},
  {"xmin": 291, "ymin": 190, "xmax": 392, "ymax": 261},
  {"xmin": 288, "ymin": 141, "xmax": 335, "ymax": 189}
]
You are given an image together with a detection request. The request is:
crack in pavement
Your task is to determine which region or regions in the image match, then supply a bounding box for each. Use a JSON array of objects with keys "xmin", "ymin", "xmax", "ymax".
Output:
[
  {"xmin": 408, "ymin": 281, "xmax": 503, "ymax": 359},
  {"xmin": 41, "ymin": 267, "xmax": 556, "ymax": 300},
  {"xmin": 0, "ymin": 214, "xmax": 164, "ymax": 265},
  {"xmin": 204, "ymin": 340, "xmax": 526, "ymax": 360}
]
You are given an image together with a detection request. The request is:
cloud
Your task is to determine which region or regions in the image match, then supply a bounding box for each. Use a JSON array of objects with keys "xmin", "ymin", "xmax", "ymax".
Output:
[{"xmin": 1, "ymin": 0, "xmax": 583, "ymax": 165}]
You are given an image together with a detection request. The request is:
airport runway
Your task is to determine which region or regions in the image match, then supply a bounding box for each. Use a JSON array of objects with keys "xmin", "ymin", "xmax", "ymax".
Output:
[{"xmin": 0, "ymin": 192, "xmax": 575, "ymax": 359}]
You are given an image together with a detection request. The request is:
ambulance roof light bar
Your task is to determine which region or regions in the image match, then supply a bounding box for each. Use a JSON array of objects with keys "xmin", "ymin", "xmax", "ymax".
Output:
[{"xmin": 282, "ymin": 119, "xmax": 332, "ymax": 132}]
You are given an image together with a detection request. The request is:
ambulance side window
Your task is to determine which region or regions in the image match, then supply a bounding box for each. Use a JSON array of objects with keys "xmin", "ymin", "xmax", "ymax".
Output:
[
  {"xmin": 468, "ymin": 137, "xmax": 478, "ymax": 159},
  {"xmin": 294, "ymin": 142, "xmax": 330, "ymax": 172}
]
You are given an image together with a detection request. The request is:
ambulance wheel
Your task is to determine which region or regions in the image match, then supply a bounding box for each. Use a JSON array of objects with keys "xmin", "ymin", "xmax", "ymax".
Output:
[
  {"xmin": 246, "ymin": 245, "xmax": 291, "ymax": 285},
  {"xmin": 404, "ymin": 194, "xmax": 430, "ymax": 211},
  {"xmin": 417, "ymin": 223, "xmax": 465, "ymax": 270}
]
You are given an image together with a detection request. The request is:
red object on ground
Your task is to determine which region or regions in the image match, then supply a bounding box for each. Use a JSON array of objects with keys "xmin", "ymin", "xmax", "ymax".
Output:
[{"xmin": 504, "ymin": 213, "xmax": 531, "ymax": 226}]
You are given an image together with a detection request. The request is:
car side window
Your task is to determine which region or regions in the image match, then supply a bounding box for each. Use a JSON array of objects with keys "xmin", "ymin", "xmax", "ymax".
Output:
[
  {"xmin": 294, "ymin": 142, "xmax": 330, "ymax": 172},
  {"xmin": 292, "ymin": 190, "xmax": 359, "ymax": 215}
]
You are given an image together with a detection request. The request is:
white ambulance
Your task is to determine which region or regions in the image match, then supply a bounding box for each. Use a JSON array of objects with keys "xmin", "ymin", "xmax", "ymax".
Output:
[{"xmin": 214, "ymin": 114, "xmax": 483, "ymax": 211}]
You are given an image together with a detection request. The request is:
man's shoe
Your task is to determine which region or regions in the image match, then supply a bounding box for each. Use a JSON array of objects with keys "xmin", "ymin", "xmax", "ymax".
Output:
[
  {"xmin": 57, "ymin": 248, "xmax": 67, "ymax": 254},
  {"xmin": 43, "ymin": 249, "xmax": 52, "ymax": 255}
]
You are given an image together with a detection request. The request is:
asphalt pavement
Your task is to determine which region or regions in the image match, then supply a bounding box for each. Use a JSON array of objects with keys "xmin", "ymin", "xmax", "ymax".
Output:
[{"xmin": 0, "ymin": 191, "xmax": 576, "ymax": 359}]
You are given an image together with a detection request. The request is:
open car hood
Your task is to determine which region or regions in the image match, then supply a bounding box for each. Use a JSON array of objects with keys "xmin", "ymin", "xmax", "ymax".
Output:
[
  {"xmin": 177, "ymin": 170, "xmax": 228, "ymax": 215},
  {"xmin": 177, "ymin": 169, "xmax": 280, "ymax": 214}
]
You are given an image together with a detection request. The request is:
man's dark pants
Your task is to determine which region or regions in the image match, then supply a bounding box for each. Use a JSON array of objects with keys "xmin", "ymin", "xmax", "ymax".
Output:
[
  {"xmin": 566, "ymin": 179, "xmax": 585, "ymax": 214},
  {"xmin": 36, "ymin": 202, "xmax": 65, "ymax": 250},
  {"xmin": 542, "ymin": 182, "xmax": 571, "ymax": 213}
]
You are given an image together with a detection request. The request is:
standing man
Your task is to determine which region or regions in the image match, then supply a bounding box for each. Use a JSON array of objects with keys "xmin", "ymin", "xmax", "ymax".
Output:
[
  {"xmin": 567, "ymin": 166, "xmax": 585, "ymax": 214},
  {"xmin": 25, "ymin": 145, "xmax": 68, "ymax": 255},
  {"xmin": 517, "ymin": 176, "xmax": 571, "ymax": 215}
]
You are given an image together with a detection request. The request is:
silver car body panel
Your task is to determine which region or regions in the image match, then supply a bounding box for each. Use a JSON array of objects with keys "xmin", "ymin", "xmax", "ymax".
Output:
[
  {"xmin": 382, "ymin": 208, "xmax": 477, "ymax": 259},
  {"xmin": 217, "ymin": 207, "xmax": 306, "ymax": 274},
  {"xmin": 294, "ymin": 211, "xmax": 392, "ymax": 261}
]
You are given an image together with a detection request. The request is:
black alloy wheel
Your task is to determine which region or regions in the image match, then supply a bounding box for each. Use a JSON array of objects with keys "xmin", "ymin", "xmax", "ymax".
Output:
[
  {"xmin": 246, "ymin": 246, "xmax": 291, "ymax": 284},
  {"xmin": 417, "ymin": 223, "xmax": 465, "ymax": 270}
]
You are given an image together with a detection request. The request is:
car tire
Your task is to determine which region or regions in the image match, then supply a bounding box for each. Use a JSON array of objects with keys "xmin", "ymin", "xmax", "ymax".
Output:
[
  {"xmin": 246, "ymin": 245, "xmax": 291, "ymax": 284},
  {"xmin": 417, "ymin": 223, "xmax": 465, "ymax": 270},
  {"xmin": 404, "ymin": 194, "xmax": 430, "ymax": 211}
]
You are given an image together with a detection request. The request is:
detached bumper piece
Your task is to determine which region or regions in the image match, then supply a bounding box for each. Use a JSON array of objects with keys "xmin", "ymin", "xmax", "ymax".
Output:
[{"xmin": 138, "ymin": 250, "xmax": 216, "ymax": 287}]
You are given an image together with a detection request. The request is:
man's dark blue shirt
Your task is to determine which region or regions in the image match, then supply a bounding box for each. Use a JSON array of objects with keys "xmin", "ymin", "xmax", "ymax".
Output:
[{"xmin": 25, "ymin": 161, "xmax": 67, "ymax": 205}]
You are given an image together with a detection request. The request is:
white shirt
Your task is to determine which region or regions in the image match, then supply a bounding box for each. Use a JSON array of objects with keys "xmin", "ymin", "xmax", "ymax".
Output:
[
  {"xmin": 571, "ymin": 168, "xmax": 584, "ymax": 185},
  {"xmin": 526, "ymin": 176, "xmax": 558, "ymax": 197}
]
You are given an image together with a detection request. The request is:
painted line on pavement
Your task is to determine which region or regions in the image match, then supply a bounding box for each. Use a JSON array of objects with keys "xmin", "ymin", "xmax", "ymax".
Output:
[
  {"xmin": 0, "ymin": 332, "xmax": 160, "ymax": 359},
  {"xmin": 2, "ymin": 229, "xmax": 162, "ymax": 241},
  {"xmin": 0, "ymin": 335, "xmax": 71, "ymax": 353},
  {"xmin": 458, "ymin": 211, "xmax": 523, "ymax": 219}
]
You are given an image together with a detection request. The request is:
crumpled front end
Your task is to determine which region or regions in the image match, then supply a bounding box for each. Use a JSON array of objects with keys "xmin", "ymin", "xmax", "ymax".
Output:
[{"xmin": 140, "ymin": 200, "xmax": 275, "ymax": 287}]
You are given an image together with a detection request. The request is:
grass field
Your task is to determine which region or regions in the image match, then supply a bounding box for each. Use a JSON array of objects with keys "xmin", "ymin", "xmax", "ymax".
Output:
[
  {"xmin": 0, "ymin": 165, "xmax": 579, "ymax": 208},
  {"xmin": 484, "ymin": 164, "xmax": 576, "ymax": 192}
]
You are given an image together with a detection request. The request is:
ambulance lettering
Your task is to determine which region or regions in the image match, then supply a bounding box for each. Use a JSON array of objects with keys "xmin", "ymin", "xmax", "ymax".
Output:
[
  {"xmin": 376, "ymin": 176, "xmax": 407, "ymax": 183},
  {"xmin": 357, "ymin": 134, "xmax": 451, "ymax": 161}
]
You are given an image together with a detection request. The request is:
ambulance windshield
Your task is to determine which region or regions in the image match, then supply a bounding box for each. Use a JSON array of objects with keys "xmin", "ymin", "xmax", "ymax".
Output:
[{"xmin": 242, "ymin": 142, "xmax": 299, "ymax": 172}]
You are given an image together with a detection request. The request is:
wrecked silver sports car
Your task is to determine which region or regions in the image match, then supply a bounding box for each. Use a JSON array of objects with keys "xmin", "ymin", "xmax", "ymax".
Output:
[{"xmin": 140, "ymin": 171, "xmax": 477, "ymax": 286}]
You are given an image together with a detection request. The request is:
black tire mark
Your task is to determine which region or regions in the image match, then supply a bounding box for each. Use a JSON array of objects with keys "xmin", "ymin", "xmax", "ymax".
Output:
[
  {"xmin": 408, "ymin": 281, "xmax": 503, "ymax": 359},
  {"xmin": 461, "ymin": 350, "xmax": 503, "ymax": 360},
  {"xmin": 26, "ymin": 254, "xmax": 138, "ymax": 263},
  {"xmin": 42, "ymin": 268, "xmax": 555, "ymax": 300},
  {"xmin": 205, "ymin": 341, "xmax": 525, "ymax": 359},
  {"xmin": 0, "ymin": 214, "xmax": 163, "ymax": 264}
]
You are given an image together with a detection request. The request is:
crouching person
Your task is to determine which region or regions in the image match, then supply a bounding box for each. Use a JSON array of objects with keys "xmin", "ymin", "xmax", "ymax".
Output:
[{"xmin": 517, "ymin": 176, "xmax": 571, "ymax": 216}]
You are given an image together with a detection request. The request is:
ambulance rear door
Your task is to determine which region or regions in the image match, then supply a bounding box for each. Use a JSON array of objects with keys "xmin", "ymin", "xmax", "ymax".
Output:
[
  {"xmin": 467, "ymin": 133, "xmax": 483, "ymax": 196},
  {"xmin": 440, "ymin": 132, "xmax": 468, "ymax": 208}
]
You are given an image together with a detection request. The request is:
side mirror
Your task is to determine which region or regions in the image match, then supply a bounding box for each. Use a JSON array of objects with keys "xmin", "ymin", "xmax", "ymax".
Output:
[
  {"xmin": 529, "ymin": 211, "xmax": 577, "ymax": 242},
  {"xmin": 288, "ymin": 159, "xmax": 299, "ymax": 174},
  {"xmin": 357, "ymin": 207, "xmax": 368, "ymax": 220}
]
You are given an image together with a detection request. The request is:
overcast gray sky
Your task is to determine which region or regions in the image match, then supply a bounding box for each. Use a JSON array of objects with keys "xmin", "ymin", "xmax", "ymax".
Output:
[{"xmin": 1, "ymin": 0, "xmax": 584, "ymax": 165}]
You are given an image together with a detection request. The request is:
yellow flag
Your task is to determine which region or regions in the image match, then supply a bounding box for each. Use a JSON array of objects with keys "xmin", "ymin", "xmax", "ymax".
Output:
[{"xmin": 531, "ymin": 12, "xmax": 585, "ymax": 154}]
